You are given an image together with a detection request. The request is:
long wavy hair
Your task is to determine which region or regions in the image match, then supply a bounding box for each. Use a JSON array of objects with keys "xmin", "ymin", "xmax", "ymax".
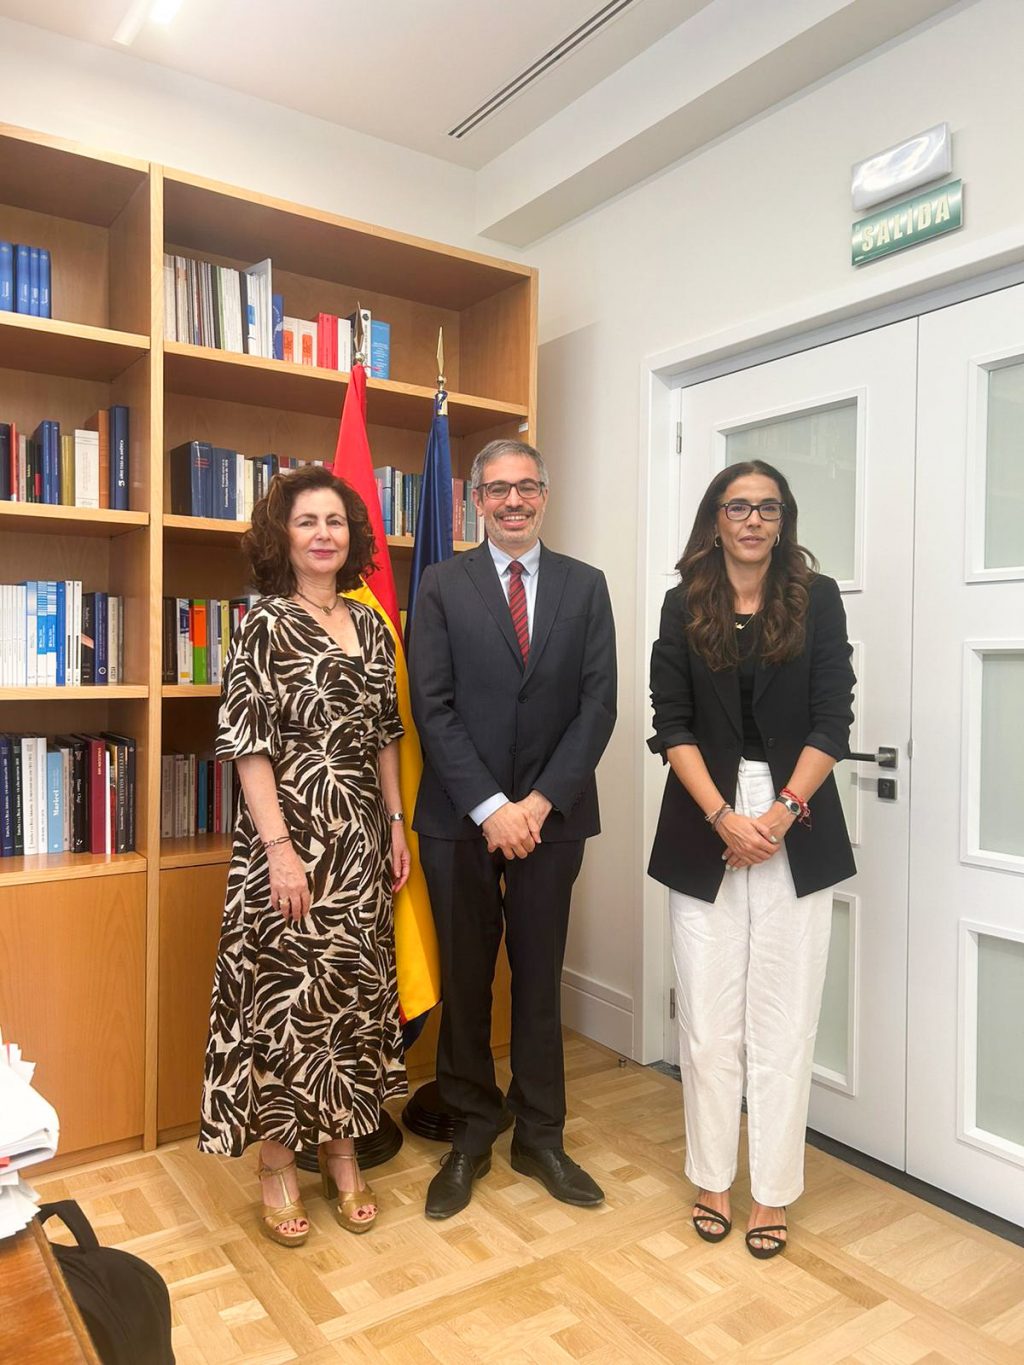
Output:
[
  {"xmin": 676, "ymin": 460, "xmax": 818, "ymax": 670},
  {"xmin": 242, "ymin": 463, "xmax": 377, "ymax": 596}
]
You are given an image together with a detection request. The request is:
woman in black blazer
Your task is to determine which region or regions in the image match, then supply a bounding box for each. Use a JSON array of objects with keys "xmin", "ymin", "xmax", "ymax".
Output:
[{"xmin": 648, "ymin": 459, "xmax": 855, "ymax": 1259}]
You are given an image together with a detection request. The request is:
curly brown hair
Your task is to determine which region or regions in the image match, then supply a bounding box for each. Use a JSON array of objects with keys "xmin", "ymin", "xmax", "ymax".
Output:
[
  {"xmin": 241, "ymin": 463, "xmax": 377, "ymax": 596},
  {"xmin": 676, "ymin": 460, "xmax": 819, "ymax": 671}
]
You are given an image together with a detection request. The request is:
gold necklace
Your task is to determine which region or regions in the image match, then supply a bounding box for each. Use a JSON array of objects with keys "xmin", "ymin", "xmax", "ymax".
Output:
[
  {"xmin": 295, "ymin": 588, "xmax": 339, "ymax": 616},
  {"xmin": 734, "ymin": 611, "xmax": 759, "ymax": 632}
]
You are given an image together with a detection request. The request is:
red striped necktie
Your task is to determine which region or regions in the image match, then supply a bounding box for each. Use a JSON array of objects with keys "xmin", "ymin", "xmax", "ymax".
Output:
[{"xmin": 508, "ymin": 559, "xmax": 529, "ymax": 662}]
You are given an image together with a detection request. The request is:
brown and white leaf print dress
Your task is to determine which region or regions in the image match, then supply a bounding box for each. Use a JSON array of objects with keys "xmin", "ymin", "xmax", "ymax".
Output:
[{"xmin": 198, "ymin": 595, "xmax": 407, "ymax": 1157}]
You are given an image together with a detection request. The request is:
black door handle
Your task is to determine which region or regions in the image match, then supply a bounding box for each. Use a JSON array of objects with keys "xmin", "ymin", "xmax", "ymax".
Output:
[{"xmin": 847, "ymin": 746, "xmax": 898, "ymax": 769}]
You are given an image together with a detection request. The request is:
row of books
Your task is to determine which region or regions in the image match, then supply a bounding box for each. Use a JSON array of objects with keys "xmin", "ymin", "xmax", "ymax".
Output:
[
  {"xmin": 0, "ymin": 584, "xmax": 126, "ymax": 688},
  {"xmin": 161, "ymin": 255, "xmax": 391, "ymax": 378},
  {"xmin": 0, "ymin": 732, "xmax": 136, "ymax": 857},
  {"xmin": 373, "ymin": 466, "xmax": 482, "ymax": 542},
  {"xmin": 168, "ymin": 443, "xmax": 324, "ymax": 520},
  {"xmin": 160, "ymin": 754, "xmax": 235, "ymax": 838},
  {"xmin": 162, "ymin": 596, "xmax": 257, "ymax": 686},
  {"xmin": 0, "ymin": 242, "xmax": 52, "ymax": 317},
  {"xmin": 163, "ymin": 254, "xmax": 275, "ymax": 359},
  {"xmin": 0, "ymin": 405, "xmax": 130, "ymax": 509}
]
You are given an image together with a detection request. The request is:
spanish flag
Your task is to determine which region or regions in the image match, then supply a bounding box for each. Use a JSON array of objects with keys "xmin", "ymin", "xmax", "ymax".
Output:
[{"xmin": 332, "ymin": 362, "xmax": 441, "ymax": 1028}]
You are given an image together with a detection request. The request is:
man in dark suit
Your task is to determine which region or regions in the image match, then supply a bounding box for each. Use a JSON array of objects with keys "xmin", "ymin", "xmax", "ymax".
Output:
[{"xmin": 408, "ymin": 439, "xmax": 617, "ymax": 1218}]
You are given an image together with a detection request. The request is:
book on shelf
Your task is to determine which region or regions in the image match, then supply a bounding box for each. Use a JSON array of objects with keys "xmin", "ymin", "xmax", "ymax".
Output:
[
  {"xmin": 160, "ymin": 752, "xmax": 235, "ymax": 839},
  {"xmin": 168, "ymin": 442, "xmax": 321, "ymax": 520},
  {"xmin": 0, "ymin": 581, "xmax": 122, "ymax": 687},
  {"xmin": 0, "ymin": 404, "xmax": 131, "ymax": 509},
  {"xmin": 163, "ymin": 253, "xmax": 272, "ymax": 357},
  {"xmin": 371, "ymin": 465, "xmax": 483, "ymax": 543},
  {"xmin": 163, "ymin": 595, "xmax": 258, "ymax": 685},
  {"xmin": 369, "ymin": 319, "xmax": 390, "ymax": 379},
  {"xmin": 0, "ymin": 242, "xmax": 52, "ymax": 318}
]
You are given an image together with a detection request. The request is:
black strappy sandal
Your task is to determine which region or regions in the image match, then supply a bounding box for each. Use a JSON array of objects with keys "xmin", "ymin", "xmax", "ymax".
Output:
[
  {"xmin": 744, "ymin": 1219, "xmax": 787, "ymax": 1259},
  {"xmin": 692, "ymin": 1201, "xmax": 732, "ymax": 1243}
]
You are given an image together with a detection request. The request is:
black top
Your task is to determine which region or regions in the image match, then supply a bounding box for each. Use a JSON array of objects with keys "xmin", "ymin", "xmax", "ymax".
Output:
[
  {"xmin": 647, "ymin": 575, "xmax": 856, "ymax": 902},
  {"xmin": 736, "ymin": 617, "xmax": 766, "ymax": 761}
]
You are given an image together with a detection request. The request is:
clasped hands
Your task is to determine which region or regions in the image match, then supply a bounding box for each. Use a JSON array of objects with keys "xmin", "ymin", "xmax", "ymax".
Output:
[
  {"xmin": 482, "ymin": 791, "xmax": 552, "ymax": 859},
  {"xmin": 718, "ymin": 807, "xmax": 796, "ymax": 872}
]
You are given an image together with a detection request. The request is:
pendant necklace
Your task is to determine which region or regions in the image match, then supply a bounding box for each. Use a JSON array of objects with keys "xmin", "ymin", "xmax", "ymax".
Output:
[
  {"xmin": 735, "ymin": 611, "xmax": 759, "ymax": 632},
  {"xmin": 296, "ymin": 589, "xmax": 338, "ymax": 617}
]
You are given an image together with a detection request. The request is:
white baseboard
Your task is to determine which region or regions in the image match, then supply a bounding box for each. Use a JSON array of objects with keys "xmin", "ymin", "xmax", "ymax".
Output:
[{"xmin": 561, "ymin": 969, "xmax": 634, "ymax": 1055}]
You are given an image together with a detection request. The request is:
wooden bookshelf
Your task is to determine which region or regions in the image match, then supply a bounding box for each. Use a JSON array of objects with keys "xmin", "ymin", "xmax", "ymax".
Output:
[{"xmin": 0, "ymin": 121, "xmax": 537, "ymax": 1159}]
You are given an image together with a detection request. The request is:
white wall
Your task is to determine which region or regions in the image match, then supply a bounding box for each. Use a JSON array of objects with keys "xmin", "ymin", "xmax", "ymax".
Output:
[
  {"xmin": 0, "ymin": 15, "xmax": 495, "ymax": 252},
  {"xmin": 534, "ymin": 0, "xmax": 1024, "ymax": 1056}
]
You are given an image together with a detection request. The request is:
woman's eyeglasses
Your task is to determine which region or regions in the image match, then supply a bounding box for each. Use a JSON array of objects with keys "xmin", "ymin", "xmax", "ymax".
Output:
[{"xmin": 718, "ymin": 500, "xmax": 784, "ymax": 522}]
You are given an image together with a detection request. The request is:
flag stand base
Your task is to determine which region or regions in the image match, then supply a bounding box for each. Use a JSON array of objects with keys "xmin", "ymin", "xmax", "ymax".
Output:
[
  {"xmin": 401, "ymin": 1080, "xmax": 515, "ymax": 1143},
  {"xmin": 295, "ymin": 1111, "xmax": 404, "ymax": 1174}
]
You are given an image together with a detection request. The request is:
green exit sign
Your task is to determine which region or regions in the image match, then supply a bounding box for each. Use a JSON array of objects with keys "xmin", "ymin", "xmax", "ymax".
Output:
[{"xmin": 852, "ymin": 179, "xmax": 963, "ymax": 266}]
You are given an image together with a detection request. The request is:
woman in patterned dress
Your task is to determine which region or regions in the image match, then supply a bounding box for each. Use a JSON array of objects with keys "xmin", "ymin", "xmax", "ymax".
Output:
[{"xmin": 198, "ymin": 463, "xmax": 410, "ymax": 1245}]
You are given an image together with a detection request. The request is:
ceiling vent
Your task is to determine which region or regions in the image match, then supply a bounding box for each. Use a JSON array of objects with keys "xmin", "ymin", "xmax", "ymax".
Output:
[{"xmin": 447, "ymin": 0, "xmax": 637, "ymax": 139}]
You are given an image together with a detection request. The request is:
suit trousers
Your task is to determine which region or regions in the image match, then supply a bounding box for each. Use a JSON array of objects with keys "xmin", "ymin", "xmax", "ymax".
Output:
[
  {"xmin": 419, "ymin": 834, "xmax": 585, "ymax": 1156},
  {"xmin": 669, "ymin": 759, "xmax": 833, "ymax": 1207}
]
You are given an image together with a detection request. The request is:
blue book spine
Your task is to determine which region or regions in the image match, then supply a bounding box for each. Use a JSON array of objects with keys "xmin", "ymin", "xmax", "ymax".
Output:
[
  {"xmin": 95, "ymin": 592, "xmax": 109, "ymax": 684},
  {"xmin": 0, "ymin": 242, "xmax": 13, "ymax": 312},
  {"xmin": 56, "ymin": 580, "xmax": 67, "ymax": 686},
  {"xmin": 46, "ymin": 748, "xmax": 64, "ymax": 853},
  {"xmin": 42, "ymin": 578, "xmax": 54, "ymax": 679},
  {"xmin": 370, "ymin": 320, "xmax": 391, "ymax": 379},
  {"xmin": 0, "ymin": 737, "xmax": 12, "ymax": 856},
  {"xmin": 272, "ymin": 294, "xmax": 284, "ymax": 361},
  {"xmin": 197, "ymin": 441, "xmax": 214, "ymax": 518},
  {"xmin": 212, "ymin": 447, "xmax": 235, "ymax": 519},
  {"xmin": 15, "ymin": 245, "xmax": 30, "ymax": 313},
  {"xmin": 29, "ymin": 246, "xmax": 40, "ymax": 317},
  {"xmin": 39, "ymin": 248, "xmax": 51, "ymax": 318},
  {"xmin": 35, "ymin": 582, "xmax": 46, "ymax": 683},
  {"xmin": 109, "ymin": 405, "xmax": 129, "ymax": 511}
]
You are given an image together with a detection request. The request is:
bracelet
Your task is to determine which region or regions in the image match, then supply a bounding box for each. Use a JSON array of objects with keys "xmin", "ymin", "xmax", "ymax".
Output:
[
  {"xmin": 388, "ymin": 811, "xmax": 404, "ymax": 823},
  {"xmin": 778, "ymin": 787, "xmax": 812, "ymax": 829},
  {"xmin": 262, "ymin": 833, "xmax": 291, "ymax": 849},
  {"xmin": 706, "ymin": 802, "xmax": 732, "ymax": 830}
]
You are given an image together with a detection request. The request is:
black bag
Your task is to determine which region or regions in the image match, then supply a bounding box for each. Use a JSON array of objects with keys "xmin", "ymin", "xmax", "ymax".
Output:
[{"xmin": 37, "ymin": 1201, "xmax": 175, "ymax": 1365}]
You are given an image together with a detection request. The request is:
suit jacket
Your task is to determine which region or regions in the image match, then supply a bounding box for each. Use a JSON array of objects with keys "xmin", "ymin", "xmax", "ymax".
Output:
[
  {"xmin": 647, "ymin": 574, "xmax": 856, "ymax": 902},
  {"xmin": 408, "ymin": 541, "xmax": 617, "ymax": 841}
]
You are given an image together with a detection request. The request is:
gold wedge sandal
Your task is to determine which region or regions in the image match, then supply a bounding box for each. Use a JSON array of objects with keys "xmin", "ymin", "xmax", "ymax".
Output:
[
  {"xmin": 318, "ymin": 1146, "xmax": 378, "ymax": 1234},
  {"xmin": 256, "ymin": 1157, "xmax": 309, "ymax": 1248}
]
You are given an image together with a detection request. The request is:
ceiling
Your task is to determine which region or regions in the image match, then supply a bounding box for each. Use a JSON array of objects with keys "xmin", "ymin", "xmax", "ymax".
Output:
[{"xmin": 0, "ymin": 0, "xmax": 700, "ymax": 169}]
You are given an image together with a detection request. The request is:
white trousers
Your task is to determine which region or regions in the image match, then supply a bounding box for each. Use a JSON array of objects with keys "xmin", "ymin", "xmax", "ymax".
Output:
[{"xmin": 669, "ymin": 759, "xmax": 833, "ymax": 1207}]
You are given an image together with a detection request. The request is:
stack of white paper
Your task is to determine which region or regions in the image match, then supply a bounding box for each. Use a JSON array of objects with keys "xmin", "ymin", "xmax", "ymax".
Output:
[{"xmin": 0, "ymin": 1033, "xmax": 59, "ymax": 1239}]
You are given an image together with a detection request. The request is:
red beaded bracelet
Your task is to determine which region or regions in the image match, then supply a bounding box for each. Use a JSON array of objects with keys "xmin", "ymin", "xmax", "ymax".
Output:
[{"xmin": 779, "ymin": 787, "xmax": 812, "ymax": 829}]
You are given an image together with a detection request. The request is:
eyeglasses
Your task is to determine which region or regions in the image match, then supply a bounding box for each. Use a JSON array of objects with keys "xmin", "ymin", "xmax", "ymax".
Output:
[
  {"xmin": 477, "ymin": 479, "xmax": 547, "ymax": 501},
  {"xmin": 719, "ymin": 500, "xmax": 784, "ymax": 522}
]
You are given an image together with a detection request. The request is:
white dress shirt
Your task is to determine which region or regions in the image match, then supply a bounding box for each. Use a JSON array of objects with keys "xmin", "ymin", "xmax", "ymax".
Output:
[{"xmin": 468, "ymin": 540, "xmax": 542, "ymax": 826}]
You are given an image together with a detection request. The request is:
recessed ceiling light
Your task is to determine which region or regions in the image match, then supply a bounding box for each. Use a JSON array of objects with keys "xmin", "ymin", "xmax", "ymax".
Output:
[{"xmin": 113, "ymin": 0, "xmax": 183, "ymax": 47}]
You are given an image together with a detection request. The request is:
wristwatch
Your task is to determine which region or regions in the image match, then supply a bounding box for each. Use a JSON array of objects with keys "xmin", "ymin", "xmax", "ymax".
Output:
[
  {"xmin": 774, "ymin": 793, "xmax": 801, "ymax": 817},
  {"xmin": 388, "ymin": 811, "xmax": 404, "ymax": 823}
]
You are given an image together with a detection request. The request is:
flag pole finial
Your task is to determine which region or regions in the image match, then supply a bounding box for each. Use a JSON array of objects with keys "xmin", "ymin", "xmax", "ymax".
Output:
[
  {"xmin": 353, "ymin": 302, "xmax": 367, "ymax": 365},
  {"xmin": 436, "ymin": 327, "xmax": 446, "ymax": 390}
]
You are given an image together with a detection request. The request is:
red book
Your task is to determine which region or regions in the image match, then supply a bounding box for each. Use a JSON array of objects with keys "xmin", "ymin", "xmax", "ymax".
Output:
[{"xmin": 316, "ymin": 313, "xmax": 331, "ymax": 369}]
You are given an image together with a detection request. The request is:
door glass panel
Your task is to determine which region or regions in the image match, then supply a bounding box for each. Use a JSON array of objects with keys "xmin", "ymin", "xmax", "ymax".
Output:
[
  {"xmin": 976, "ymin": 933, "xmax": 1024, "ymax": 1146},
  {"xmin": 725, "ymin": 401, "xmax": 858, "ymax": 583},
  {"xmin": 985, "ymin": 363, "xmax": 1024, "ymax": 569},
  {"xmin": 979, "ymin": 653, "xmax": 1024, "ymax": 857},
  {"xmin": 814, "ymin": 897, "xmax": 851, "ymax": 1079}
]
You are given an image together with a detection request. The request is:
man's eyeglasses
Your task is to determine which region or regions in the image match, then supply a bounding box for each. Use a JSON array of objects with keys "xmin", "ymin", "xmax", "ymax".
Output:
[
  {"xmin": 477, "ymin": 479, "xmax": 547, "ymax": 501},
  {"xmin": 719, "ymin": 499, "xmax": 784, "ymax": 522}
]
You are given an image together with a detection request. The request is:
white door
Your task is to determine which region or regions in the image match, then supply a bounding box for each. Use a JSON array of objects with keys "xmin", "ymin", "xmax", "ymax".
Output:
[
  {"xmin": 909, "ymin": 284, "xmax": 1024, "ymax": 1224},
  {"xmin": 677, "ymin": 321, "xmax": 918, "ymax": 1167}
]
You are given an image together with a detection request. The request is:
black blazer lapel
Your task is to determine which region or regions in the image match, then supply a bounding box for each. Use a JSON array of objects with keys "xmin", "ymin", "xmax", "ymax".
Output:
[
  {"xmin": 522, "ymin": 545, "xmax": 568, "ymax": 682},
  {"xmin": 709, "ymin": 665, "xmax": 743, "ymax": 741},
  {"xmin": 753, "ymin": 658, "xmax": 779, "ymax": 709},
  {"xmin": 463, "ymin": 544, "xmax": 524, "ymax": 668}
]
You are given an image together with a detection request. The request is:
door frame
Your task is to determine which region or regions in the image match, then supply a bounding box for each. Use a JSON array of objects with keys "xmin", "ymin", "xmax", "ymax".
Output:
[{"xmin": 634, "ymin": 231, "xmax": 1024, "ymax": 1066}]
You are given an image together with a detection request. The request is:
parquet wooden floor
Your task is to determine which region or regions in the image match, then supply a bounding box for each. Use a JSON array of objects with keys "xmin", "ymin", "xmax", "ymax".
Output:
[{"xmin": 35, "ymin": 1035, "xmax": 1024, "ymax": 1364}]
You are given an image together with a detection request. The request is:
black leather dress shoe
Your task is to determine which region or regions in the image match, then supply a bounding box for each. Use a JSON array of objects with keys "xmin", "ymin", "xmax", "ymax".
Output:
[
  {"xmin": 425, "ymin": 1149, "xmax": 491, "ymax": 1219},
  {"xmin": 509, "ymin": 1140, "xmax": 604, "ymax": 1207}
]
